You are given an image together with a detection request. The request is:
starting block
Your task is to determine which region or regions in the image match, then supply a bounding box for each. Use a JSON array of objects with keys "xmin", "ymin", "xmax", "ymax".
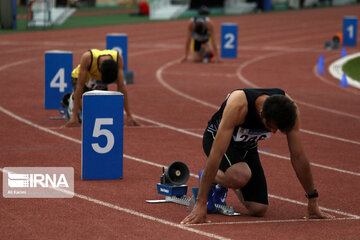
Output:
[
  {"xmin": 145, "ymin": 161, "xmax": 240, "ymax": 216},
  {"xmin": 221, "ymin": 23, "xmax": 238, "ymax": 59},
  {"xmin": 146, "ymin": 187, "xmax": 240, "ymax": 216},
  {"xmin": 343, "ymin": 16, "xmax": 357, "ymax": 47},
  {"xmin": 190, "ymin": 187, "xmax": 240, "ymax": 216},
  {"xmin": 124, "ymin": 70, "xmax": 134, "ymax": 84},
  {"xmin": 81, "ymin": 90, "xmax": 124, "ymax": 180},
  {"xmin": 44, "ymin": 50, "xmax": 73, "ymax": 109},
  {"xmin": 106, "ymin": 33, "xmax": 134, "ymax": 84}
]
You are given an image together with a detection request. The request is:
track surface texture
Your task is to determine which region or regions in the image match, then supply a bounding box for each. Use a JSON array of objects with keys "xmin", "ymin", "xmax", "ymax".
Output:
[{"xmin": 1, "ymin": 5, "xmax": 360, "ymax": 240}]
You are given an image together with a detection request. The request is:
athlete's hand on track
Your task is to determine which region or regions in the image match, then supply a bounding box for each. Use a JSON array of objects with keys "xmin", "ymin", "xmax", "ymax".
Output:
[
  {"xmin": 306, "ymin": 198, "xmax": 335, "ymax": 219},
  {"xmin": 64, "ymin": 119, "xmax": 81, "ymax": 128},
  {"xmin": 125, "ymin": 116, "xmax": 141, "ymax": 126},
  {"xmin": 181, "ymin": 202, "xmax": 210, "ymax": 224}
]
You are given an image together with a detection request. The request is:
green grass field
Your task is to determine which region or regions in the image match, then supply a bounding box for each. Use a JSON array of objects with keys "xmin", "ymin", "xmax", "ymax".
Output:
[{"xmin": 343, "ymin": 56, "xmax": 360, "ymax": 82}]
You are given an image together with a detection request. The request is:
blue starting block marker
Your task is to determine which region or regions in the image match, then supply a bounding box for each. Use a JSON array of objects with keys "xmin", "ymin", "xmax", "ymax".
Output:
[
  {"xmin": 82, "ymin": 90, "xmax": 124, "ymax": 180},
  {"xmin": 106, "ymin": 33, "xmax": 134, "ymax": 84},
  {"xmin": 221, "ymin": 23, "xmax": 238, "ymax": 58},
  {"xmin": 106, "ymin": 33, "xmax": 128, "ymax": 70},
  {"xmin": 343, "ymin": 16, "xmax": 358, "ymax": 47},
  {"xmin": 44, "ymin": 51, "xmax": 72, "ymax": 109},
  {"xmin": 157, "ymin": 184, "xmax": 188, "ymax": 197}
]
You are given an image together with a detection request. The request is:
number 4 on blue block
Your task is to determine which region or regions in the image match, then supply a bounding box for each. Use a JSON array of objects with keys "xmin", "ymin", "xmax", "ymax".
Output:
[{"xmin": 44, "ymin": 51, "xmax": 72, "ymax": 110}]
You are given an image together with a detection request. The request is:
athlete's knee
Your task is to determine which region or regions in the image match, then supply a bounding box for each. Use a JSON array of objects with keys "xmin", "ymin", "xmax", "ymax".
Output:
[
  {"xmin": 231, "ymin": 174, "xmax": 251, "ymax": 189},
  {"xmin": 192, "ymin": 52, "xmax": 202, "ymax": 62},
  {"xmin": 226, "ymin": 163, "xmax": 252, "ymax": 189},
  {"xmin": 246, "ymin": 203, "xmax": 268, "ymax": 217}
]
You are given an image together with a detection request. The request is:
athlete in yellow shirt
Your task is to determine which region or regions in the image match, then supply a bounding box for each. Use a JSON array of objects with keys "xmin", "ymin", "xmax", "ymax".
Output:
[{"xmin": 64, "ymin": 49, "xmax": 140, "ymax": 127}]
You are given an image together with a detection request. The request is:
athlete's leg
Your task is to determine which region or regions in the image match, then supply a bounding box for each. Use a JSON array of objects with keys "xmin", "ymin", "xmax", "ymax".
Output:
[
  {"xmin": 233, "ymin": 189, "xmax": 268, "ymax": 217},
  {"xmin": 214, "ymin": 163, "xmax": 251, "ymax": 189},
  {"xmin": 192, "ymin": 40, "xmax": 203, "ymax": 62},
  {"xmin": 192, "ymin": 51, "xmax": 203, "ymax": 62},
  {"xmin": 214, "ymin": 161, "xmax": 268, "ymax": 216},
  {"xmin": 236, "ymin": 148, "xmax": 269, "ymax": 216},
  {"xmin": 214, "ymin": 164, "xmax": 267, "ymax": 216},
  {"xmin": 203, "ymin": 41, "xmax": 214, "ymax": 56},
  {"xmin": 203, "ymin": 130, "xmax": 269, "ymax": 216}
]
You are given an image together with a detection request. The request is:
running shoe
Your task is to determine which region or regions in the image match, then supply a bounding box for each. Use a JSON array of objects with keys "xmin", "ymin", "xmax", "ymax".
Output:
[{"xmin": 213, "ymin": 184, "xmax": 228, "ymax": 206}]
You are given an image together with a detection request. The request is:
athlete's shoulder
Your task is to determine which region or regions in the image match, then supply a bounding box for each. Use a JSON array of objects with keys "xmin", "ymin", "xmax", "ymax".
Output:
[
  {"xmin": 227, "ymin": 90, "xmax": 247, "ymax": 107},
  {"xmin": 82, "ymin": 50, "xmax": 92, "ymax": 58},
  {"xmin": 224, "ymin": 90, "xmax": 248, "ymax": 125}
]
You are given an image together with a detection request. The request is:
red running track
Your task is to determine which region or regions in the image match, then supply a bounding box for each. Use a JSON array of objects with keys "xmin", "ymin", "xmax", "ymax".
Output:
[{"xmin": 0, "ymin": 5, "xmax": 360, "ymax": 240}]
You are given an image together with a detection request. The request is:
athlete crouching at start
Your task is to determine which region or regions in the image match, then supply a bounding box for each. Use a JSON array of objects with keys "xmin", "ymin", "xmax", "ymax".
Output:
[
  {"xmin": 61, "ymin": 49, "xmax": 140, "ymax": 127},
  {"xmin": 181, "ymin": 88, "xmax": 334, "ymax": 224}
]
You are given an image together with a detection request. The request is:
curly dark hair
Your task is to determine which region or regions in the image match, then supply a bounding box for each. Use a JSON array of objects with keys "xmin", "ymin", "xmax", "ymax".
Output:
[
  {"xmin": 100, "ymin": 59, "xmax": 118, "ymax": 84},
  {"xmin": 261, "ymin": 95, "xmax": 297, "ymax": 133}
]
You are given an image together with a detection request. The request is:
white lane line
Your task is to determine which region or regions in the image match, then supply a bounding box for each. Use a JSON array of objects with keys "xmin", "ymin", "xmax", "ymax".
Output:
[
  {"xmin": 134, "ymin": 115, "xmax": 360, "ymax": 177},
  {"xmin": 268, "ymin": 194, "xmax": 360, "ymax": 219},
  {"xmin": 234, "ymin": 53, "xmax": 360, "ymax": 119},
  {"xmin": 258, "ymin": 151, "xmax": 360, "ymax": 177},
  {"xmin": 0, "ymin": 168, "xmax": 230, "ymax": 240},
  {"xmin": 191, "ymin": 217, "xmax": 359, "ymax": 226},
  {"xmin": 301, "ymin": 129, "xmax": 360, "ymax": 145},
  {"xmin": 156, "ymin": 58, "xmax": 219, "ymax": 109},
  {"xmin": 0, "ymin": 58, "xmax": 38, "ymax": 71},
  {"xmin": 1, "ymin": 106, "xmax": 359, "ymax": 221},
  {"xmin": 156, "ymin": 56, "xmax": 360, "ymax": 145}
]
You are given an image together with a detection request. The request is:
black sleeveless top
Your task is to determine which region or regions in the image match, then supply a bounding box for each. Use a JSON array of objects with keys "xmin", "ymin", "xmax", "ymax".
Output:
[
  {"xmin": 192, "ymin": 17, "xmax": 210, "ymax": 42},
  {"xmin": 206, "ymin": 88, "xmax": 285, "ymax": 149}
]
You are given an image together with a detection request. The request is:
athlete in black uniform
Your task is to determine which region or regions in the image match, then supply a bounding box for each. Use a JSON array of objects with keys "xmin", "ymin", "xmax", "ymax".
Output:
[
  {"xmin": 181, "ymin": 88, "xmax": 334, "ymax": 224},
  {"xmin": 181, "ymin": 17, "xmax": 220, "ymax": 63}
]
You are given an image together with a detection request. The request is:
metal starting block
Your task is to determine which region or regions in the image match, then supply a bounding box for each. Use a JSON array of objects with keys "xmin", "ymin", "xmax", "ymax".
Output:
[
  {"xmin": 191, "ymin": 187, "xmax": 240, "ymax": 216},
  {"xmin": 146, "ymin": 195, "xmax": 192, "ymax": 206},
  {"xmin": 146, "ymin": 186, "xmax": 240, "ymax": 216},
  {"xmin": 146, "ymin": 162, "xmax": 240, "ymax": 216}
]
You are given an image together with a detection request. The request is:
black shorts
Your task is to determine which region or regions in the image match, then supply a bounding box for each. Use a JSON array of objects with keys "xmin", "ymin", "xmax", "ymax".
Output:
[
  {"xmin": 71, "ymin": 77, "xmax": 108, "ymax": 93},
  {"xmin": 194, "ymin": 39, "xmax": 208, "ymax": 52},
  {"xmin": 202, "ymin": 130, "xmax": 269, "ymax": 205}
]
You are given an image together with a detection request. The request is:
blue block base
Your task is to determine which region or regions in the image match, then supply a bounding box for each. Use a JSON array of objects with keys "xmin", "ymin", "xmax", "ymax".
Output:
[
  {"xmin": 157, "ymin": 183, "xmax": 188, "ymax": 196},
  {"xmin": 124, "ymin": 70, "xmax": 134, "ymax": 84}
]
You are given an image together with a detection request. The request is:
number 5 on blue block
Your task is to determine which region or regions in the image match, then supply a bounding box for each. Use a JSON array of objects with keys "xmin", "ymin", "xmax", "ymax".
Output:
[
  {"xmin": 343, "ymin": 16, "xmax": 358, "ymax": 47},
  {"xmin": 44, "ymin": 51, "xmax": 72, "ymax": 109},
  {"xmin": 82, "ymin": 90, "xmax": 124, "ymax": 180},
  {"xmin": 221, "ymin": 23, "xmax": 238, "ymax": 58}
]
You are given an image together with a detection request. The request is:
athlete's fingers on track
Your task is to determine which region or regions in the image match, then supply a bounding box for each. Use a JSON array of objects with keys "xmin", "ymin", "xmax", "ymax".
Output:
[{"xmin": 305, "ymin": 212, "xmax": 335, "ymax": 220}]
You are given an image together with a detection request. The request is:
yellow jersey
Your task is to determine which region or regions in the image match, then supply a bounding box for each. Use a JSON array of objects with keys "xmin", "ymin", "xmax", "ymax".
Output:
[{"xmin": 71, "ymin": 49, "xmax": 119, "ymax": 89}]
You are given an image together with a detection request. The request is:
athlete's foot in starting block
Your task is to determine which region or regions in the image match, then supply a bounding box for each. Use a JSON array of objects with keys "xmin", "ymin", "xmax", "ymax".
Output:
[
  {"xmin": 202, "ymin": 52, "xmax": 215, "ymax": 64},
  {"xmin": 199, "ymin": 169, "xmax": 217, "ymax": 213},
  {"xmin": 213, "ymin": 184, "xmax": 228, "ymax": 206},
  {"xmin": 197, "ymin": 169, "xmax": 239, "ymax": 216},
  {"xmin": 198, "ymin": 170, "xmax": 238, "ymax": 215},
  {"xmin": 212, "ymin": 185, "xmax": 239, "ymax": 216}
]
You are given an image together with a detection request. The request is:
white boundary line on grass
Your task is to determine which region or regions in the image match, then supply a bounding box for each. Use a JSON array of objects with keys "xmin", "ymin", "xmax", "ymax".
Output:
[{"xmin": 329, "ymin": 53, "xmax": 360, "ymax": 89}]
